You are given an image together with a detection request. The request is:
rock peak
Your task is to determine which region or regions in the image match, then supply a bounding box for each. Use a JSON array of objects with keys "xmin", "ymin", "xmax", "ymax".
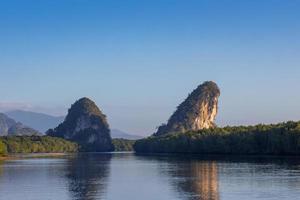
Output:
[
  {"xmin": 155, "ymin": 81, "xmax": 220, "ymax": 136},
  {"xmin": 76, "ymin": 97, "xmax": 94, "ymax": 104},
  {"xmin": 66, "ymin": 97, "xmax": 106, "ymax": 119}
]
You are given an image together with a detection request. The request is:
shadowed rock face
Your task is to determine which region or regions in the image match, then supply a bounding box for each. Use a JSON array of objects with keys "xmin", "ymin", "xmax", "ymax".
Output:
[
  {"xmin": 47, "ymin": 97, "xmax": 114, "ymax": 152},
  {"xmin": 155, "ymin": 81, "xmax": 220, "ymax": 136}
]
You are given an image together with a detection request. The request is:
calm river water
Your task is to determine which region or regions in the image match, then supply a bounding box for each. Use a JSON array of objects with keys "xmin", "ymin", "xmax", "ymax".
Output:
[{"xmin": 0, "ymin": 153, "xmax": 300, "ymax": 200}]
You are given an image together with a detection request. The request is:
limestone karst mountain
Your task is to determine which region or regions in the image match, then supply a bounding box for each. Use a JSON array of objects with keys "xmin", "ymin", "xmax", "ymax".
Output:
[
  {"xmin": 155, "ymin": 81, "xmax": 220, "ymax": 136},
  {"xmin": 47, "ymin": 97, "xmax": 114, "ymax": 152},
  {"xmin": 0, "ymin": 113, "xmax": 40, "ymax": 136}
]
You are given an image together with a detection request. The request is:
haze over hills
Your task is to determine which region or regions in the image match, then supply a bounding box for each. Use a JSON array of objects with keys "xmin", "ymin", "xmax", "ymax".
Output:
[
  {"xmin": 6, "ymin": 110, "xmax": 64, "ymax": 134},
  {"xmin": 110, "ymin": 129, "xmax": 143, "ymax": 140},
  {"xmin": 0, "ymin": 113, "xmax": 40, "ymax": 136}
]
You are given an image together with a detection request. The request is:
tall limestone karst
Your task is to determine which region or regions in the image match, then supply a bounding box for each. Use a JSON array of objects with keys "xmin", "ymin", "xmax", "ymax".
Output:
[
  {"xmin": 47, "ymin": 97, "xmax": 114, "ymax": 152},
  {"xmin": 155, "ymin": 81, "xmax": 220, "ymax": 136}
]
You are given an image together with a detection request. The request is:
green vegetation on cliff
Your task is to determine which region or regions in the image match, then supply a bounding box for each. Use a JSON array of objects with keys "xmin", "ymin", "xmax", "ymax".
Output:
[
  {"xmin": 112, "ymin": 139, "xmax": 135, "ymax": 151},
  {"xmin": 0, "ymin": 136, "xmax": 78, "ymax": 155},
  {"xmin": 134, "ymin": 121, "xmax": 300, "ymax": 155}
]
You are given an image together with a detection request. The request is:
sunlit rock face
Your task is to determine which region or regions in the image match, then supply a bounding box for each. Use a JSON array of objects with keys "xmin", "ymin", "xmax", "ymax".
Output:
[
  {"xmin": 155, "ymin": 81, "xmax": 220, "ymax": 136},
  {"xmin": 47, "ymin": 97, "xmax": 114, "ymax": 152},
  {"xmin": 167, "ymin": 160, "xmax": 220, "ymax": 200}
]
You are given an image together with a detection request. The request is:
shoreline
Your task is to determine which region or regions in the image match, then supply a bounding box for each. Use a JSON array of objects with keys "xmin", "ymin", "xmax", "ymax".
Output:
[
  {"xmin": 2, "ymin": 152, "xmax": 300, "ymax": 162},
  {"xmin": 0, "ymin": 153, "xmax": 69, "ymax": 161}
]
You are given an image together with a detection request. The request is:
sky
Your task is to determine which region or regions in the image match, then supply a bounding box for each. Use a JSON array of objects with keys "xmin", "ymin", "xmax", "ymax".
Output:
[{"xmin": 0, "ymin": 0, "xmax": 300, "ymax": 136}]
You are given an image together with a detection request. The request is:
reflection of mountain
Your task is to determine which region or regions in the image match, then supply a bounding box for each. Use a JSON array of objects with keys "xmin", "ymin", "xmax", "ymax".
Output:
[
  {"xmin": 0, "ymin": 162, "xmax": 3, "ymax": 177},
  {"xmin": 168, "ymin": 160, "xmax": 219, "ymax": 200},
  {"xmin": 66, "ymin": 154, "xmax": 111, "ymax": 200}
]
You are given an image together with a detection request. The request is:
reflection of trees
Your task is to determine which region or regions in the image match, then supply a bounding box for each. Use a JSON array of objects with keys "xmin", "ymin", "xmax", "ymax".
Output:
[
  {"xmin": 66, "ymin": 154, "xmax": 111, "ymax": 200},
  {"xmin": 168, "ymin": 160, "xmax": 219, "ymax": 200},
  {"xmin": 0, "ymin": 161, "xmax": 3, "ymax": 177}
]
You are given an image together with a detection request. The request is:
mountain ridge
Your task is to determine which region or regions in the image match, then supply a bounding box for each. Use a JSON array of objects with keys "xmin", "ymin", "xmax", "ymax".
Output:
[
  {"xmin": 6, "ymin": 110, "xmax": 64, "ymax": 133},
  {"xmin": 0, "ymin": 113, "xmax": 40, "ymax": 136}
]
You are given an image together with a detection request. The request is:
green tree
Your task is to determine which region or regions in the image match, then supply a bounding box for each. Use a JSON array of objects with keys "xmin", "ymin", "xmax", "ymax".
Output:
[{"xmin": 0, "ymin": 140, "xmax": 7, "ymax": 156}]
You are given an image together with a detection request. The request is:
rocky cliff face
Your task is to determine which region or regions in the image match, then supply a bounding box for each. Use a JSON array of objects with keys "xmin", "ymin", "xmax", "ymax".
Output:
[
  {"xmin": 47, "ymin": 97, "xmax": 114, "ymax": 152},
  {"xmin": 155, "ymin": 81, "xmax": 220, "ymax": 136},
  {"xmin": 0, "ymin": 113, "xmax": 40, "ymax": 136}
]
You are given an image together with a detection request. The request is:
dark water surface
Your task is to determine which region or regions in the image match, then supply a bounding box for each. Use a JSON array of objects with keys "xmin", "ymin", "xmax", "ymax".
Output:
[{"xmin": 0, "ymin": 153, "xmax": 300, "ymax": 200}]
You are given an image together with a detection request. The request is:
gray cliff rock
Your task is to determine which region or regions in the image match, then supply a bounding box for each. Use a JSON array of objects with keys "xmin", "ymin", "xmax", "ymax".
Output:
[{"xmin": 155, "ymin": 81, "xmax": 220, "ymax": 136}]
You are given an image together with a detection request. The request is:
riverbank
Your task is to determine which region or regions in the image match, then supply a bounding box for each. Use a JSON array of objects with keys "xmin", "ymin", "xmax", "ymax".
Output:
[
  {"xmin": 134, "ymin": 121, "xmax": 300, "ymax": 155},
  {"xmin": 0, "ymin": 153, "xmax": 69, "ymax": 161},
  {"xmin": 0, "ymin": 136, "xmax": 78, "ymax": 154}
]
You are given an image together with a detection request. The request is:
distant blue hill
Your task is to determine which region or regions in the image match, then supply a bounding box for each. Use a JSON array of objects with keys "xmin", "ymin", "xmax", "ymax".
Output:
[
  {"xmin": 6, "ymin": 110, "xmax": 143, "ymax": 139},
  {"xmin": 0, "ymin": 113, "xmax": 41, "ymax": 136},
  {"xmin": 6, "ymin": 110, "xmax": 64, "ymax": 134},
  {"xmin": 110, "ymin": 129, "xmax": 143, "ymax": 140}
]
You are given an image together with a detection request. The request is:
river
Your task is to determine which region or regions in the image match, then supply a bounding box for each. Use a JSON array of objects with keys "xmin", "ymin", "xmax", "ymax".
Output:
[{"xmin": 0, "ymin": 153, "xmax": 300, "ymax": 200}]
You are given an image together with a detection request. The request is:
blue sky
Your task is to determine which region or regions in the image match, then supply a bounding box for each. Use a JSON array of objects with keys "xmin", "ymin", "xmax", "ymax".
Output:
[{"xmin": 0, "ymin": 0, "xmax": 300, "ymax": 135}]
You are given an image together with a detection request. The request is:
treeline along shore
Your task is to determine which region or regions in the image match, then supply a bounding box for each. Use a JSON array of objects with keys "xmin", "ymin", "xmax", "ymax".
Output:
[
  {"xmin": 0, "ymin": 136, "xmax": 78, "ymax": 156},
  {"xmin": 2, "ymin": 121, "xmax": 300, "ymax": 157},
  {"xmin": 0, "ymin": 136, "xmax": 135, "ymax": 156},
  {"xmin": 134, "ymin": 121, "xmax": 300, "ymax": 155}
]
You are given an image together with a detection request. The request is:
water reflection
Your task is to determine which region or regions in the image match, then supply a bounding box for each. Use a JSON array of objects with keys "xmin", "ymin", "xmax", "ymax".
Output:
[
  {"xmin": 167, "ymin": 159, "xmax": 219, "ymax": 200},
  {"xmin": 0, "ymin": 161, "xmax": 3, "ymax": 177},
  {"xmin": 1, "ymin": 154, "xmax": 300, "ymax": 200},
  {"xmin": 65, "ymin": 153, "xmax": 111, "ymax": 200}
]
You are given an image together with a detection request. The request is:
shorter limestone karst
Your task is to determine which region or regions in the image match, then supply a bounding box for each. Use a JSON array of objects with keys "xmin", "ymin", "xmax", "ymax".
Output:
[{"xmin": 47, "ymin": 97, "xmax": 114, "ymax": 152}]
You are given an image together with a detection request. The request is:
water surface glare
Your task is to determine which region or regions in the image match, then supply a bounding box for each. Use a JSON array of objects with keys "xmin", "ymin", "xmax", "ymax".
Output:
[{"xmin": 1, "ymin": 153, "xmax": 300, "ymax": 200}]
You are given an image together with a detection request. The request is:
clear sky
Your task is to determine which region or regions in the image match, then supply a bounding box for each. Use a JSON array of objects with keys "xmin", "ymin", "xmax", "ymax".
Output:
[{"xmin": 0, "ymin": 0, "xmax": 300, "ymax": 136}]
